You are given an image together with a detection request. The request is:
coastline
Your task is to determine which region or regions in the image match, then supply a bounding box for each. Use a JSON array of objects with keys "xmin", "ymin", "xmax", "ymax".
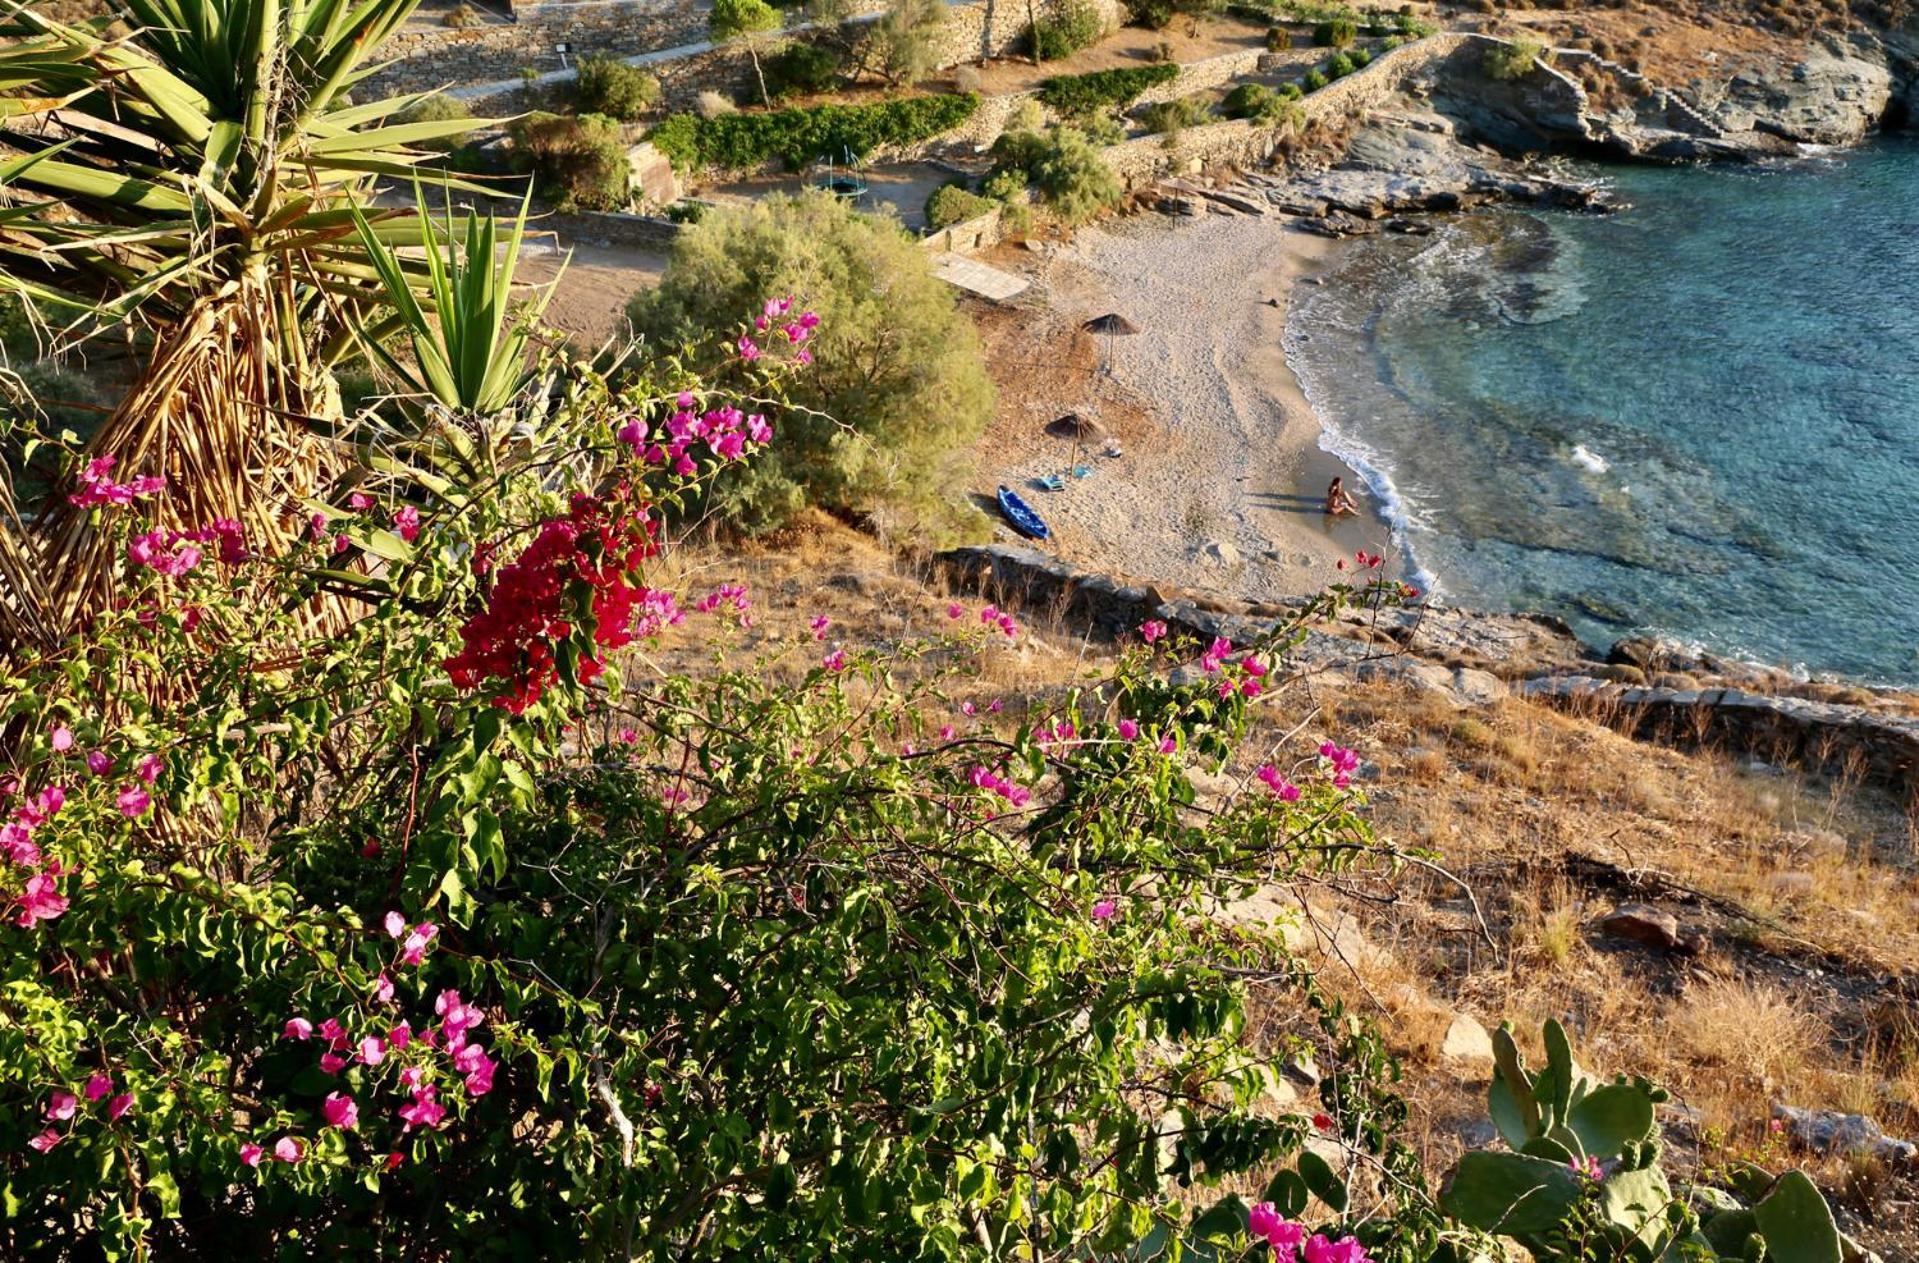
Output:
[{"xmin": 972, "ymin": 212, "xmax": 1400, "ymax": 602}]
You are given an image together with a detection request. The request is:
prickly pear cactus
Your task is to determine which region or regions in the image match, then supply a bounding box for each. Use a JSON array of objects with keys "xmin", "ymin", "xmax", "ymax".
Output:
[{"xmin": 1442, "ymin": 1020, "xmax": 1854, "ymax": 1262}]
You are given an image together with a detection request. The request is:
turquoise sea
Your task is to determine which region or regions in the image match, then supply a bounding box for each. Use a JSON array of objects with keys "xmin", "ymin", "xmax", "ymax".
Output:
[{"xmin": 1285, "ymin": 138, "xmax": 1919, "ymax": 683}]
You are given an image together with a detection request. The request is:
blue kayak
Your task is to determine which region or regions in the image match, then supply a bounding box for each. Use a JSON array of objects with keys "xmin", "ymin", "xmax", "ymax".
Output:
[{"xmin": 997, "ymin": 485, "xmax": 1050, "ymax": 540}]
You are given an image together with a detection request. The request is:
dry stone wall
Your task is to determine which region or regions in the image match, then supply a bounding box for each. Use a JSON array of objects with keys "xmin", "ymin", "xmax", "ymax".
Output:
[{"xmin": 366, "ymin": 0, "xmax": 710, "ymax": 98}]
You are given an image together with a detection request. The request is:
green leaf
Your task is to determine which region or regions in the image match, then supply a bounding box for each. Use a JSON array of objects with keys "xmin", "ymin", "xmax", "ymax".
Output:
[
  {"xmin": 1752, "ymin": 1171, "xmax": 1842, "ymax": 1263},
  {"xmin": 1296, "ymin": 1149, "xmax": 1345, "ymax": 1214},
  {"xmin": 1567, "ymin": 1083, "xmax": 1656, "ymax": 1159},
  {"xmin": 1440, "ymin": 1151, "xmax": 1585, "ymax": 1234}
]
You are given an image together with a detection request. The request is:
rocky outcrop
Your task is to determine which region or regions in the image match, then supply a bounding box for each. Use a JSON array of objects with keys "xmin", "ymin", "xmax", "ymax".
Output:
[
  {"xmin": 1252, "ymin": 107, "xmax": 1616, "ymax": 222},
  {"xmin": 1697, "ymin": 33, "xmax": 1900, "ymax": 146},
  {"xmin": 1520, "ymin": 675, "xmax": 1919, "ymax": 791}
]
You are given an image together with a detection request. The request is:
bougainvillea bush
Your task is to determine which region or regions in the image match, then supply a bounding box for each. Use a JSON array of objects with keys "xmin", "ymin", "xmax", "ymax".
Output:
[{"xmin": 0, "ymin": 292, "xmax": 1453, "ymax": 1258}]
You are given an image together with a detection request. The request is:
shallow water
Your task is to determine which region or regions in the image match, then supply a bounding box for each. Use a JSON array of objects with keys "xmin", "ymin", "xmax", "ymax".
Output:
[{"xmin": 1286, "ymin": 138, "xmax": 1919, "ymax": 682}]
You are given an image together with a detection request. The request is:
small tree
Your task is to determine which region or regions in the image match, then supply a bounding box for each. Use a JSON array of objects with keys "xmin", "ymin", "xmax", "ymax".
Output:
[
  {"xmin": 624, "ymin": 193, "xmax": 995, "ymax": 538},
  {"xmin": 711, "ymin": 0, "xmax": 785, "ymax": 106},
  {"xmin": 865, "ymin": 0, "xmax": 949, "ymax": 87}
]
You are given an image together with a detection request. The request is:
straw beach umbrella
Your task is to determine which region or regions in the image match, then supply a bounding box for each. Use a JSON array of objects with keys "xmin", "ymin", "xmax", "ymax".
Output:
[{"xmin": 1081, "ymin": 313, "xmax": 1139, "ymax": 376}]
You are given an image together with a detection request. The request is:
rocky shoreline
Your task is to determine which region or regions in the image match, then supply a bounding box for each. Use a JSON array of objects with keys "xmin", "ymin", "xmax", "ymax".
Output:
[
  {"xmin": 1139, "ymin": 28, "xmax": 1914, "ymax": 236},
  {"xmin": 938, "ymin": 543, "xmax": 1919, "ymax": 790}
]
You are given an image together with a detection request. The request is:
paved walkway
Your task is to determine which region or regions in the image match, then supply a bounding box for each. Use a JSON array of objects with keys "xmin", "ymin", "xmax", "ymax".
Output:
[{"xmin": 930, "ymin": 252, "xmax": 1028, "ymax": 303}]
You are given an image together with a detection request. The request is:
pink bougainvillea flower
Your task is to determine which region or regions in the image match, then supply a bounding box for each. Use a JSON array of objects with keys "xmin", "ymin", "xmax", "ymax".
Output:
[
  {"xmin": 272, "ymin": 1137, "xmax": 305, "ymax": 1164},
  {"xmin": 46, "ymin": 1091, "xmax": 77, "ymax": 1121},
  {"xmin": 317, "ymin": 1017, "xmax": 345, "ymax": 1044},
  {"xmin": 348, "ymin": 491, "xmax": 375, "ymax": 511},
  {"xmin": 83, "ymin": 1073, "xmax": 112, "ymax": 1102},
  {"xmin": 808, "ymin": 614, "xmax": 831, "ymax": 640},
  {"xmin": 240, "ymin": 1141, "xmax": 264, "ymax": 1167},
  {"xmin": 393, "ymin": 505, "xmax": 421, "ymax": 542},
  {"xmin": 318, "ymin": 1052, "xmax": 347, "ymax": 1075},
  {"xmin": 398, "ymin": 1086, "xmax": 447, "ymax": 1132},
  {"xmin": 960, "ymin": 701, "xmax": 977, "ymax": 717},
  {"xmin": 1248, "ymin": 1202, "xmax": 1283, "ymax": 1244},
  {"xmin": 285, "ymin": 1017, "xmax": 313, "ymax": 1041},
  {"xmin": 1157, "ymin": 735, "xmax": 1177, "ymax": 755},
  {"xmin": 0, "ymin": 822, "xmax": 37, "ymax": 868},
  {"xmin": 106, "ymin": 1093, "xmax": 133, "ymax": 1121},
  {"xmin": 1139, "ymin": 619, "xmax": 1167, "ymax": 645},
  {"xmin": 737, "ymin": 335, "xmax": 761, "ymax": 362},
  {"xmin": 371, "ymin": 973, "xmax": 395, "ymax": 1004},
  {"xmin": 384, "ymin": 910, "xmax": 406, "ymax": 938},
  {"xmin": 946, "ymin": 602, "xmax": 964, "ymax": 619},
  {"xmin": 1117, "ymin": 718, "xmax": 1140, "ymax": 741},
  {"xmin": 1257, "ymin": 765, "xmax": 1301, "ymax": 802},
  {"xmin": 358, "ymin": 1036, "xmax": 388, "ymax": 1067},
  {"xmin": 388, "ymin": 1021, "xmax": 413, "ymax": 1049},
  {"xmin": 28, "ymin": 1129, "xmax": 61, "ymax": 1154},
  {"xmin": 49, "ymin": 726, "xmax": 73, "ymax": 753},
  {"xmin": 979, "ymin": 605, "xmax": 998, "ymax": 624},
  {"xmin": 822, "ymin": 649, "xmax": 847, "ymax": 672},
  {"xmin": 617, "ymin": 727, "xmax": 638, "ymax": 745},
  {"xmin": 1091, "ymin": 899, "xmax": 1118, "ymax": 921},
  {"xmin": 399, "ymin": 921, "xmax": 439, "ymax": 966},
  {"xmin": 85, "ymin": 750, "xmax": 112, "ymax": 777},
  {"xmin": 322, "ymin": 1092, "xmax": 359, "ymax": 1130},
  {"xmin": 16, "ymin": 873, "xmax": 68, "ymax": 926},
  {"xmin": 1302, "ymin": 1234, "xmax": 1370, "ymax": 1263},
  {"xmin": 116, "ymin": 785, "xmax": 151, "ymax": 818}
]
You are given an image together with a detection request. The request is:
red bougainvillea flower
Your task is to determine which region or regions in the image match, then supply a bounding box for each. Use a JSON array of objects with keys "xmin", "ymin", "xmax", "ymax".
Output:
[
  {"xmin": 106, "ymin": 1093, "xmax": 133, "ymax": 1121},
  {"xmin": 443, "ymin": 487, "xmax": 673, "ymax": 714},
  {"xmin": 393, "ymin": 506, "xmax": 421, "ymax": 542},
  {"xmin": 83, "ymin": 1074, "xmax": 111, "ymax": 1103}
]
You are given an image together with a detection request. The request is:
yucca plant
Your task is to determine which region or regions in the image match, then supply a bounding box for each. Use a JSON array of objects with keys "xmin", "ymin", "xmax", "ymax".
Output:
[{"xmin": 0, "ymin": 0, "xmax": 499, "ymax": 649}]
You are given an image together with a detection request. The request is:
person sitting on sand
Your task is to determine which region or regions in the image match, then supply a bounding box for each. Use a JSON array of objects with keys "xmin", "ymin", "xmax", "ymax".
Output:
[{"xmin": 1325, "ymin": 477, "xmax": 1360, "ymax": 517}]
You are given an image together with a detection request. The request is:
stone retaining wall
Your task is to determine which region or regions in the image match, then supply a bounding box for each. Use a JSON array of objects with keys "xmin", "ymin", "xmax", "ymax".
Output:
[
  {"xmin": 919, "ymin": 205, "xmax": 1004, "ymax": 254},
  {"xmin": 538, "ymin": 208, "xmax": 687, "ymax": 250},
  {"xmin": 367, "ymin": 0, "xmax": 710, "ymax": 98}
]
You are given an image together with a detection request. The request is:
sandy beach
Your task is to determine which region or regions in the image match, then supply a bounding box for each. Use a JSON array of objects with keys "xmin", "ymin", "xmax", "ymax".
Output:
[{"xmin": 972, "ymin": 212, "xmax": 1401, "ymax": 602}]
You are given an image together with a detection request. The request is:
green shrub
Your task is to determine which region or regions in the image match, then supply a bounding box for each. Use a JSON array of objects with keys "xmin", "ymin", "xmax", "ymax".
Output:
[
  {"xmin": 0, "ymin": 290, "xmax": 42, "ymax": 360},
  {"xmin": 1036, "ymin": 62, "xmax": 1179, "ymax": 115},
  {"xmin": 710, "ymin": 0, "xmax": 786, "ymax": 104},
  {"xmin": 1379, "ymin": 32, "xmax": 1404, "ymax": 49},
  {"xmin": 663, "ymin": 199, "xmax": 708, "ymax": 223},
  {"xmin": 1140, "ymin": 94, "xmax": 1207, "ymax": 134},
  {"xmin": 924, "ymin": 181, "xmax": 996, "ymax": 229},
  {"xmin": 764, "ymin": 39, "xmax": 842, "ymax": 97},
  {"xmin": 992, "ymin": 125, "xmax": 1120, "ymax": 225},
  {"xmin": 1302, "ymin": 67, "xmax": 1328, "ymax": 89},
  {"xmin": 1221, "ymin": 81, "xmax": 1304, "ymax": 124},
  {"xmin": 980, "ymin": 166, "xmax": 1028, "ymax": 202},
  {"xmin": 574, "ymin": 55, "xmax": 661, "ymax": 120},
  {"xmin": 2, "ymin": 361, "xmax": 105, "ymax": 433},
  {"xmin": 1127, "ymin": 0, "xmax": 1176, "ymax": 26},
  {"xmin": 1026, "ymin": 0, "xmax": 1105, "ymax": 60},
  {"xmin": 646, "ymin": 93, "xmax": 977, "ymax": 173},
  {"xmin": 1265, "ymin": 24, "xmax": 1291, "ymax": 49},
  {"xmin": 1313, "ymin": 16, "xmax": 1355, "ymax": 44},
  {"xmin": 1326, "ymin": 51, "xmax": 1354, "ymax": 76},
  {"xmin": 626, "ymin": 193, "xmax": 993, "ymax": 537},
  {"xmin": 1349, "ymin": 44, "xmax": 1371, "ymax": 66},
  {"xmin": 1483, "ymin": 37, "xmax": 1544, "ymax": 81},
  {"xmin": 512, "ymin": 111, "xmax": 630, "ymax": 210}
]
